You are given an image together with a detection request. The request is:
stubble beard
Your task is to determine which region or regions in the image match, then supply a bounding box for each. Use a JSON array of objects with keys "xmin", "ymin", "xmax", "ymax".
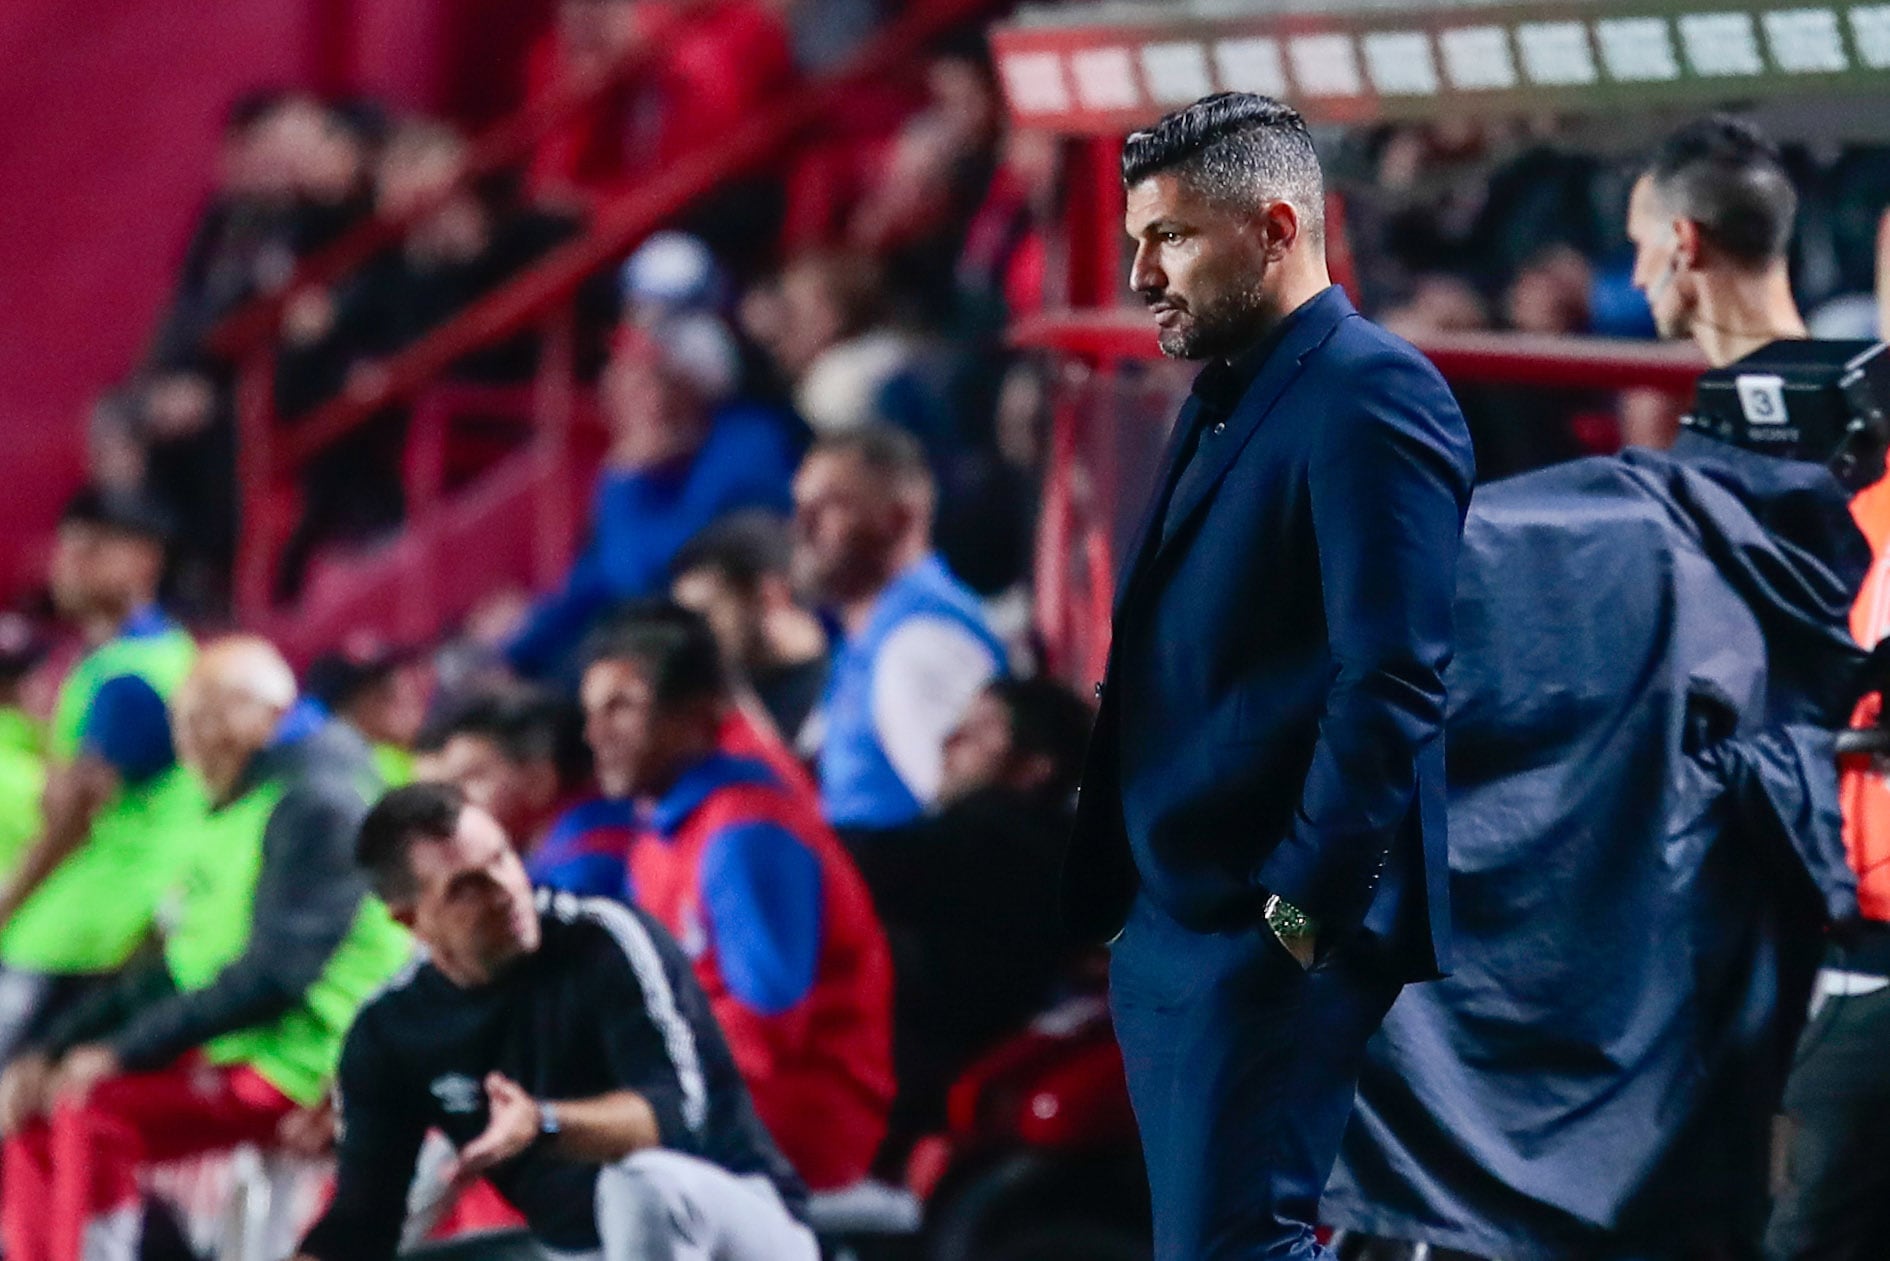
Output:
[{"xmin": 1156, "ymin": 280, "xmax": 1272, "ymax": 361}]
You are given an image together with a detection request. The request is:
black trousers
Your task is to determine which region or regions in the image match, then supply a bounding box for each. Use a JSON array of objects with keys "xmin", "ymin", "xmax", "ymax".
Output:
[
  {"xmin": 1765, "ymin": 978, "xmax": 1890, "ymax": 1260},
  {"xmin": 1110, "ymin": 892, "xmax": 1402, "ymax": 1261}
]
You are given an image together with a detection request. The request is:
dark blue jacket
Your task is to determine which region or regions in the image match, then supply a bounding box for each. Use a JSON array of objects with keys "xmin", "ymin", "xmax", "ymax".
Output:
[{"xmin": 1063, "ymin": 286, "xmax": 1476, "ymax": 981}]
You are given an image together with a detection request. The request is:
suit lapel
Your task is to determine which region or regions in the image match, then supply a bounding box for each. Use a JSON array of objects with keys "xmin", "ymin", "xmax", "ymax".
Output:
[
  {"xmin": 1112, "ymin": 393, "xmax": 1205, "ymax": 614},
  {"xmin": 1150, "ymin": 287, "xmax": 1355, "ymax": 566}
]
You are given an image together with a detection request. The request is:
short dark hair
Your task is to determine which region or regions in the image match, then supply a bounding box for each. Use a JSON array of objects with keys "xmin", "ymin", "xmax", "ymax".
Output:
[
  {"xmin": 356, "ymin": 781, "xmax": 466, "ymax": 903},
  {"xmin": 436, "ymin": 686, "xmax": 590, "ymax": 785},
  {"xmin": 1121, "ymin": 92, "xmax": 1324, "ymax": 241},
  {"xmin": 582, "ymin": 601, "xmax": 728, "ymax": 706},
  {"xmin": 1645, "ymin": 115, "xmax": 1796, "ymax": 268},
  {"xmin": 670, "ymin": 510, "xmax": 793, "ymax": 593},
  {"xmin": 59, "ymin": 487, "xmax": 175, "ymax": 549},
  {"xmin": 987, "ymin": 677, "xmax": 1094, "ymax": 801},
  {"xmin": 808, "ymin": 423, "xmax": 935, "ymax": 498}
]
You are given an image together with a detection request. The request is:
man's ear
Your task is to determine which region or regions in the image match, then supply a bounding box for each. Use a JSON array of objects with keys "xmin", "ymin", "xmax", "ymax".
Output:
[
  {"xmin": 1258, "ymin": 200, "xmax": 1302, "ymax": 260},
  {"xmin": 1672, "ymin": 217, "xmax": 1703, "ymax": 271}
]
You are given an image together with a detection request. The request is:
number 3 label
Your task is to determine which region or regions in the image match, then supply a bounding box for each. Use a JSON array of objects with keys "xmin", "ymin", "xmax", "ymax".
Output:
[{"xmin": 1736, "ymin": 373, "xmax": 1789, "ymax": 425}]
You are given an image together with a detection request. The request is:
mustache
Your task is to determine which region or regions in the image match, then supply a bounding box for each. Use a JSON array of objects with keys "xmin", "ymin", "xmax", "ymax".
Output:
[{"xmin": 1141, "ymin": 292, "xmax": 1185, "ymax": 311}]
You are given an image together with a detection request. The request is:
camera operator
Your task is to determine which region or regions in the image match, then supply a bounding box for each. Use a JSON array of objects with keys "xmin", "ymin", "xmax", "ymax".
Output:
[
  {"xmin": 1627, "ymin": 115, "xmax": 1807, "ymax": 370},
  {"xmin": 1628, "ymin": 114, "xmax": 1890, "ymax": 1259}
]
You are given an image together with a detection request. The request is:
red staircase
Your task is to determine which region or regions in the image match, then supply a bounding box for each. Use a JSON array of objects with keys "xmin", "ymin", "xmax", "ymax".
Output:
[{"xmin": 228, "ymin": 0, "xmax": 1010, "ymax": 660}]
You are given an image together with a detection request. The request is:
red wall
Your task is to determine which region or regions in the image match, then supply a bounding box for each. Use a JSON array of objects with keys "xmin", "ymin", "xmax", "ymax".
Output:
[
  {"xmin": 0, "ymin": 0, "xmax": 480, "ymax": 603},
  {"xmin": 0, "ymin": 2, "xmax": 314, "ymax": 598}
]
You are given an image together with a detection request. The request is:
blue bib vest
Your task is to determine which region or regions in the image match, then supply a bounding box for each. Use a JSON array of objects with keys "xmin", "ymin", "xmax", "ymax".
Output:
[{"xmin": 818, "ymin": 554, "xmax": 1006, "ymax": 829}]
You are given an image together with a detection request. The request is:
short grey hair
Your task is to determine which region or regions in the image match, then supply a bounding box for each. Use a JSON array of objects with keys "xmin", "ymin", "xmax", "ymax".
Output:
[{"xmin": 1122, "ymin": 92, "xmax": 1324, "ymax": 242}]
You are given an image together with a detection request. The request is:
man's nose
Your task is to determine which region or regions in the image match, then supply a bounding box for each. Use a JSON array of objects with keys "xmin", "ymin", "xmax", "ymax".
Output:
[{"xmin": 1130, "ymin": 243, "xmax": 1164, "ymax": 295}]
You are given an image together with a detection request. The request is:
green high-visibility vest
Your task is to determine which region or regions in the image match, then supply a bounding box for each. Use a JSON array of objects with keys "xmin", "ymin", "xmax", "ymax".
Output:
[
  {"xmin": 372, "ymin": 742, "xmax": 415, "ymax": 789},
  {"xmin": 1, "ymin": 623, "xmax": 201, "ymax": 973},
  {"xmin": 164, "ymin": 776, "xmax": 413, "ymax": 1107},
  {"xmin": 0, "ymin": 708, "xmax": 45, "ymax": 879}
]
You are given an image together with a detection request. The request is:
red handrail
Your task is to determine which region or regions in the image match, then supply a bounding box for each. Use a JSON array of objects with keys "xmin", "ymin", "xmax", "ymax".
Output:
[{"xmin": 1011, "ymin": 310, "xmax": 1709, "ymax": 393}]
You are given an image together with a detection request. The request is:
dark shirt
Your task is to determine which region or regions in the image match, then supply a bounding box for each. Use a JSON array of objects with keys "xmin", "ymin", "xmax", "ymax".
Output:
[
  {"xmin": 850, "ymin": 788, "xmax": 1072, "ymax": 1143},
  {"xmin": 1158, "ymin": 298, "xmax": 1318, "ymax": 545},
  {"xmin": 298, "ymin": 890, "xmax": 804, "ymax": 1259},
  {"xmin": 753, "ymin": 655, "xmax": 829, "ymax": 750}
]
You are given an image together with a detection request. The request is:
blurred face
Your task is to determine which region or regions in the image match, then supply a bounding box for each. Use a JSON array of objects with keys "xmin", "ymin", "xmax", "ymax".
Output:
[
  {"xmin": 346, "ymin": 664, "xmax": 431, "ymax": 748},
  {"xmin": 602, "ymin": 349, "xmax": 703, "ymax": 442},
  {"xmin": 582, "ymin": 658, "xmax": 661, "ymax": 798},
  {"xmin": 929, "ymin": 58, "xmax": 997, "ymax": 135},
  {"xmin": 939, "ymin": 691, "xmax": 1016, "ymax": 804},
  {"xmin": 1628, "ymin": 175, "xmax": 1696, "ymax": 342},
  {"xmin": 559, "ymin": 0, "xmax": 638, "ymax": 59},
  {"xmin": 173, "ymin": 678, "xmax": 282, "ymax": 800},
  {"xmin": 791, "ymin": 451, "xmax": 906, "ymax": 604},
  {"xmin": 436, "ymin": 734, "xmax": 557, "ymax": 843},
  {"xmin": 1126, "ymin": 173, "xmax": 1278, "ymax": 360},
  {"xmin": 672, "ymin": 569, "xmax": 766, "ymax": 672},
  {"xmin": 375, "ymin": 140, "xmax": 462, "ymax": 219},
  {"xmin": 772, "ymin": 267, "xmax": 846, "ymax": 378},
  {"xmin": 400, "ymin": 806, "xmax": 541, "ymax": 987},
  {"xmin": 50, "ymin": 524, "xmax": 160, "ymax": 624}
]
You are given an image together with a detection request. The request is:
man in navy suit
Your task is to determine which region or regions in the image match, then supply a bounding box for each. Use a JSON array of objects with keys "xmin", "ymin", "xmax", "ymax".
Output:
[{"xmin": 1064, "ymin": 94, "xmax": 1476, "ymax": 1259}]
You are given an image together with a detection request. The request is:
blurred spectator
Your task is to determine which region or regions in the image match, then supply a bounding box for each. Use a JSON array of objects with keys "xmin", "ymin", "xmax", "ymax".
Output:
[
  {"xmin": 957, "ymin": 128, "xmax": 1060, "ymax": 326},
  {"xmin": 0, "ymin": 638, "xmax": 410, "ymax": 1261},
  {"xmin": 850, "ymin": 677, "xmax": 1091, "ymax": 1166},
  {"xmin": 790, "ymin": 426, "xmax": 1006, "ymax": 831},
  {"xmin": 849, "ymin": 37, "xmax": 1003, "ymax": 317},
  {"xmin": 142, "ymin": 90, "xmax": 309, "ymax": 381},
  {"xmin": 0, "ymin": 493, "xmax": 197, "ymax": 1067},
  {"xmin": 580, "ymin": 605, "xmax": 894, "ymax": 1190},
  {"xmin": 274, "ymin": 119, "xmax": 582, "ymax": 599},
  {"xmin": 670, "ymin": 510, "xmax": 830, "ymax": 752},
  {"xmin": 744, "ymin": 250, "xmax": 935, "ymax": 441},
  {"xmin": 0, "ymin": 617, "xmax": 49, "ymax": 888},
  {"xmin": 1503, "ymin": 244, "xmax": 1592, "ymax": 335},
  {"xmin": 128, "ymin": 90, "xmax": 308, "ymax": 612},
  {"xmin": 1375, "ymin": 273, "xmax": 1489, "ymax": 341},
  {"xmin": 528, "ymin": 0, "xmax": 794, "ymax": 266},
  {"xmin": 432, "ymin": 687, "xmax": 638, "ymax": 900},
  {"xmin": 303, "ymin": 638, "xmax": 433, "ymax": 787},
  {"xmin": 505, "ymin": 315, "xmax": 800, "ymax": 680}
]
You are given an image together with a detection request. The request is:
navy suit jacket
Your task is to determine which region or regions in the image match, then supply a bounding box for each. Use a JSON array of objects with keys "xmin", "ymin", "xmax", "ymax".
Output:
[{"xmin": 1064, "ymin": 286, "xmax": 1475, "ymax": 981}]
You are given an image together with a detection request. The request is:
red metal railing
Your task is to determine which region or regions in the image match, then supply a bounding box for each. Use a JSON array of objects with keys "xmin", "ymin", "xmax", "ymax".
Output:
[
  {"xmin": 233, "ymin": 0, "xmax": 1010, "ymax": 642},
  {"xmin": 1016, "ymin": 314, "xmax": 1708, "ymax": 683}
]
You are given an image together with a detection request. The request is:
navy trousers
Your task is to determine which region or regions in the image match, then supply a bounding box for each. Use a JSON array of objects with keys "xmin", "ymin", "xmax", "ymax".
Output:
[{"xmin": 1110, "ymin": 893, "xmax": 1402, "ymax": 1261}]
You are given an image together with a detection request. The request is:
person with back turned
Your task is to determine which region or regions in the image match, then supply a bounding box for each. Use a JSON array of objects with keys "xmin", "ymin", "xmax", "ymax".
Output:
[{"xmin": 1062, "ymin": 93, "xmax": 1474, "ymax": 1260}]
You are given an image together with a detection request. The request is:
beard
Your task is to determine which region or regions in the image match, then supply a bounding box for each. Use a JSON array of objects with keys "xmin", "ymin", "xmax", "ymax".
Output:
[{"xmin": 1153, "ymin": 276, "xmax": 1272, "ymax": 361}]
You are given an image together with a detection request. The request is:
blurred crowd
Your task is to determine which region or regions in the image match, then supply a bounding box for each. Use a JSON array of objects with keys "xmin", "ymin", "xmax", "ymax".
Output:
[
  {"xmin": 12, "ymin": 0, "xmax": 1890, "ymax": 1251},
  {"xmin": 82, "ymin": 0, "xmax": 1048, "ymax": 619}
]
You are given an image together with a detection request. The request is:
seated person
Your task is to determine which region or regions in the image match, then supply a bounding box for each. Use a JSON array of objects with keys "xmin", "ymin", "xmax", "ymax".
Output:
[
  {"xmin": 432, "ymin": 686, "xmax": 635, "ymax": 900},
  {"xmin": 670, "ymin": 509, "xmax": 831, "ymax": 754},
  {"xmin": 0, "ymin": 492, "xmax": 198, "ymax": 1067},
  {"xmin": 303, "ymin": 638, "xmax": 432, "ymax": 787},
  {"xmin": 505, "ymin": 315, "xmax": 801, "ymax": 682},
  {"xmin": 0, "ymin": 638, "xmax": 411, "ymax": 1261},
  {"xmin": 292, "ymin": 783, "xmax": 814, "ymax": 1261},
  {"xmin": 580, "ymin": 604, "xmax": 894, "ymax": 1190},
  {"xmin": 790, "ymin": 427, "xmax": 1006, "ymax": 831},
  {"xmin": 850, "ymin": 677, "xmax": 1092, "ymax": 1161}
]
